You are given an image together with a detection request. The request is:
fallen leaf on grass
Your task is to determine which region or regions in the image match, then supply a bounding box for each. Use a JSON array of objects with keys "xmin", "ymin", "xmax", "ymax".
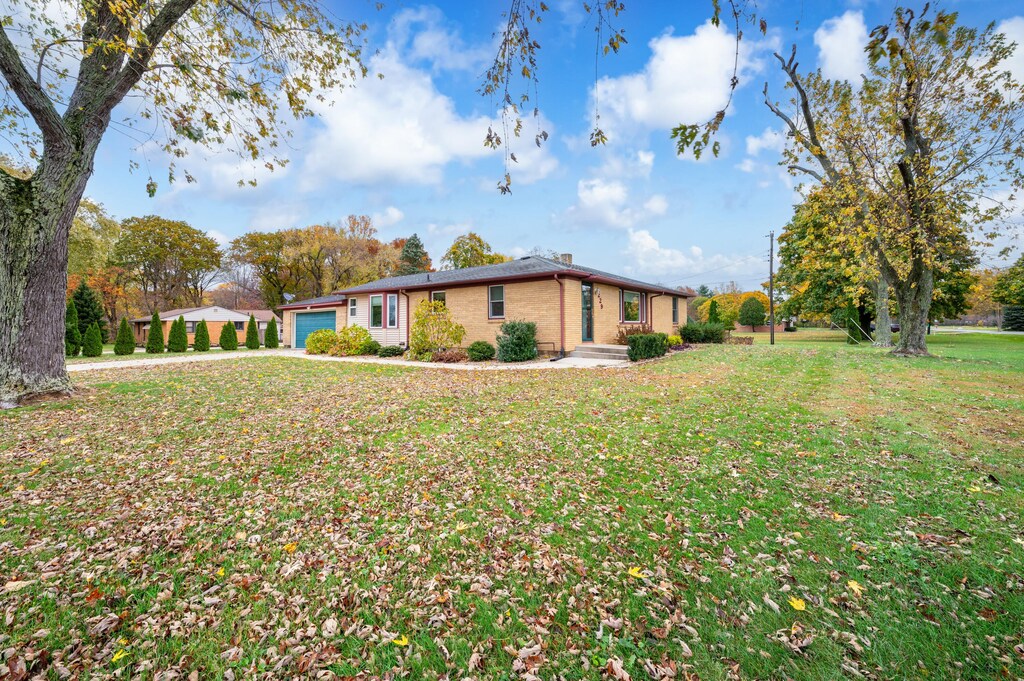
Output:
[
  {"xmin": 848, "ymin": 580, "xmax": 865, "ymax": 597},
  {"xmin": 4, "ymin": 580, "xmax": 36, "ymax": 592},
  {"xmin": 605, "ymin": 657, "xmax": 632, "ymax": 680},
  {"xmin": 788, "ymin": 596, "xmax": 806, "ymax": 611},
  {"xmin": 627, "ymin": 566, "xmax": 646, "ymax": 579},
  {"xmin": 392, "ymin": 635, "xmax": 409, "ymax": 646}
]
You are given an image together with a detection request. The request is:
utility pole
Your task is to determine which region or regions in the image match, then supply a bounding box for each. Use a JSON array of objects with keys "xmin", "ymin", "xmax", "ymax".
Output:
[{"xmin": 768, "ymin": 230, "xmax": 775, "ymax": 346}]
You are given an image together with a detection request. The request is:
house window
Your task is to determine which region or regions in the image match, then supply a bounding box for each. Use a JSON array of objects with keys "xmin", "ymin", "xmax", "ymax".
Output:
[
  {"xmin": 348, "ymin": 298, "xmax": 357, "ymax": 318},
  {"xmin": 370, "ymin": 295, "xmax": 383, "ymax": 328},
  {"xmin": 622, "ymin": 291, "xmax": 642, "ymax": 323},
  {"xmin": 387, "ymin": 294, "xmax": 398, "ymax": 328},
  {"xmin": 431, "ymin": 291, "xmax": 446, "ymax": 305},
  {"xmin": 234, "ymin": 321, "xmax": 245, "ymax": 331},
  {"xmin": 186, "ymin": 321, "xmax": 197, "ymax": 334},
  {"xmin": 672, "ymin": 297, "xmax": 679, "ymax": 325},
  {"xmin": 488, "ymin": 285, "xmax": 505, "ymax": 319}
]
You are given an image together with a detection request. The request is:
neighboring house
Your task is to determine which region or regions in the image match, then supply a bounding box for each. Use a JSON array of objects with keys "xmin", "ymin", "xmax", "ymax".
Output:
[
  {"xmin": 279, "ymin": 255, "xmax": 691, "ymax": 353},
  {"xmin": 130, "ymin": 306, "xmax": 282, "ymax": 346}
]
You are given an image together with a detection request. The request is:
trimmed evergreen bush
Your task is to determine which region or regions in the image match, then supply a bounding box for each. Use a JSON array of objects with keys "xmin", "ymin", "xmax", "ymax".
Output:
[
  {"xmin": 82, "ymin": 322, "xmax": 103, "ymax": 357},
  {"xmin": 377, "ymin": 345, "xmax": 404, "ymax": 357},
  {"xmin": 245, "ymin": 315, "xmax": 260, "ymax": 349},
  {"xmin": 193, "ymin": 320, "xmax": 211, "ymax": 351},
  {"xmin": 467, "ymin": 340, "xmax": 496, "ymax": 361},
  {"xmin": 219, "ymin": 321, "xmax": 239, "ymax": 350},
  {"xmin": 679, "ymin": 322, "xmax": 725, "ymax": 344},
  {"xmin": 1003, "ymin": 305, "xmax": 1024, "ymax": 331},
  {"xmin": 626, "ymin": 333, "xmax": 669, "ymax": 361},
  {"xmin": 264, "ymin": 317, "xmax": 279, "ymax": 348},
  {"xmin": 167, "ymin": 316, "xmax": 188, "ymax": 352},
  {"xmin": 496, "ymin": 320, "xmax": 537, "ymax": 362},
  {"xmin": 145, "ymin": 311, "xmax": 165, "ymax": 353},
  {"xmin": 304, "ymin": 328, "xmax": 336, "ymax": 354},
  {"xmin": 65, "ymin": 299, "xmax": 82, "ymax": 357},
  {"xmin": 72, "ymin": 280, "xmax": 108, "ymax": 342},
  {"xmin": 114, "ymin": 317, "xmax": 135, "ymax": 355},
  {"xmin": 361, "ymin": 339, "xmax": 381, "ymax": 355},
  {"xmin": 707, "ymin": 299, "xmax": 722, "ymax": 324}
]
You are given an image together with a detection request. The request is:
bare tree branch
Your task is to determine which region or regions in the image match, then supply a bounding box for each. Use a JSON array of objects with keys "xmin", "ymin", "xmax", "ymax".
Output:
[{"xmin": 0, "ymin": 25, "xmax": 70, "ymax": 151}]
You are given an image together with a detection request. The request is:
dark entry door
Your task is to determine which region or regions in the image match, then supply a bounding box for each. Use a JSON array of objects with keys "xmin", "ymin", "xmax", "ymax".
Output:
[{"xmin": 582, "ymin": 282, "xmax": 594, "ymax": 342}]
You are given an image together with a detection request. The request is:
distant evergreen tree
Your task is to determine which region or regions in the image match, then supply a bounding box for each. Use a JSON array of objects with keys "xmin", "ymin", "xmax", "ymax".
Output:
[
  {"xmin": 397, "ymin": 233, "xmax": 431, "ymax": 275},
  {"xmin": 245, "ymin": 314, "xmax": 260, "ymax": 349},
  {"xmin": 114, "ymin": 317, "xmax": 135, "ymax": 355},
  {"xmin": 72, "ymin": 279, "xmax": 108, "ymax": 342},
  {"xmin": 65, "ymin": 299, "xmax": 82, "ymax": 357},
  {"xmin": 697, "ymin": 284, "xmax": 714, "ymax": 298},
  {"xmin": 1003, "ymin": 305, "xmax": 1024, "ymax": 331},
  {"xmin": 219, "ymin": 320, "xmax": 239, "ymax": 350},
  {"xmin": 82, "ymin": 322, "xmax": 103, "ymax": 357},
  {"xmin": 167, "ymin": 316, "xmax": 188, "ymax": 352},
  {"xmin": 193, "ymin": 320, "xmax": 211, "ymax": 351},
  {"xmin": 145, "ymin": 311, "xmax": 165, "ymax": 353},
  {"xmin": 264, "ymin": 317, "xmax": 279, "ymax": 348}
]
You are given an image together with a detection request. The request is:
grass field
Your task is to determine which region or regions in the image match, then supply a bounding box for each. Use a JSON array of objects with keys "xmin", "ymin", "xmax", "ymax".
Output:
[{"xmin": 2, "ymin": 333, "xmax": 1022, "ymax": 679}]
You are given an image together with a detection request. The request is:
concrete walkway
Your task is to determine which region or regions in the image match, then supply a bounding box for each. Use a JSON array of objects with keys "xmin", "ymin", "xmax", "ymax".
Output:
[{"xmin": 67, "ymin": 349, "xmax": 629, "ymax": 373}]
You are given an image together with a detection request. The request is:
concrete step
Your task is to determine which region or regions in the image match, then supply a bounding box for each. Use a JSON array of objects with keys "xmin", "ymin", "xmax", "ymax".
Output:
[
  {"xmin": 569, "ymin": 345, "xmax": 629, "ymax": 360},
  {"xmin": 569, "ymin": 351, "xmax": 628, "ymax": 360}
]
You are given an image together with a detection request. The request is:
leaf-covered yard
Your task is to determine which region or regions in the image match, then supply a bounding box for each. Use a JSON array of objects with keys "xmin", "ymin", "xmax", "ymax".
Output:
[{"xmin": 2, "ymin": 333, "xmax": 1022, "ymax": 680}]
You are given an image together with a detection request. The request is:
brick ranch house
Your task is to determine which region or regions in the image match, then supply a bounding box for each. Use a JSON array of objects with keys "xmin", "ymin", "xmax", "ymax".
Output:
[
  {"xmin": 130, "ymin": 306, "xmax": 281, "ymax": 346},
  {"xmin": 279, "ymin": 256, "xmax": 693, "ymax": 355}
]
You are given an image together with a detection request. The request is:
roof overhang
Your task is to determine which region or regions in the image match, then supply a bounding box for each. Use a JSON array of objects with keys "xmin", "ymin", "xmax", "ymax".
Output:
[{"xmin": 339, "ymin": 270, "xmax": 689, "ymax": 297}]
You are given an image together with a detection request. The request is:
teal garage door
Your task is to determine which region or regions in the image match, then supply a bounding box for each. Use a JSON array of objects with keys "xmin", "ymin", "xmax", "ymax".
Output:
[{"xmin": 294, "ymin": 311, "xmax": 336, "ymax": 348}]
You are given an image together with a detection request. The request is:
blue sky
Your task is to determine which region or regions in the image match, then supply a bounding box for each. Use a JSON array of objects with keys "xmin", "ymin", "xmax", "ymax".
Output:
[{"xmin": 79, "ymin": 0, "xmax": 1024, "ymax": 290}]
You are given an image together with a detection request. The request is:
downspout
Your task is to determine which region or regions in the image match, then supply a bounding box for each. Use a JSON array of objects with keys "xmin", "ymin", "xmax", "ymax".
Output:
[
  {"xmin": 554, "ymin": 274, "xmax": 565, "ymax": 359},
  {"xmin": 400, "ymin": 290, "xmax": 411, "ymax": 348}
]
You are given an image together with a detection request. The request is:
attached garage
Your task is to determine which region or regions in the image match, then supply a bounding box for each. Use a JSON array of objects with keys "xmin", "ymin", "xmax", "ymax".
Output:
[{"xmin": 293, "ymin": 310, "xmax": 337, "ymax": 349}]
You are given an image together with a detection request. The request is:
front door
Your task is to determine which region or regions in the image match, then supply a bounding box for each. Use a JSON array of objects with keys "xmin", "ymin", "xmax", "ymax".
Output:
[{"xmin": 582, "ymin": 282, "xmax": 594, "ymax": 342}]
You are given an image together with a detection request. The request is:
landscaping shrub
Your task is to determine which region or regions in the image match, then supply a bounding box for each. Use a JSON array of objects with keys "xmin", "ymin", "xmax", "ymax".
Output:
[
  {"xmin": 167, "ymin": 316, "xmax": 188, "ymax": 352},
  {"xmin": 679, "ymin": 322, "xmax": 725, "ymax": 344},
  {"xmin": 145, "ymin": 311, "xmax": 164, "ymax": 353},
  {"xmin": 432, "ymin": 348, "xmax": 469, "ymax": 363},
  {"xmin": 707, "ymin": 299, "xmax": 722, "ymax": 324},
  {"xmin": 467, "ymin": 340, "xmax": 496, "ymax": 361},
  {"xmin": 72, "ymin": 280, "xmax": 108, "ymax": 342},
  {"xmin": 738, "ymin": 297, "xmax": 767, "ymax": 331},
  {"xmin": 245, "ymin": 315, "xmax": 260, "ymax": 349},
  {"xmin": 82, "ymin": 322, "xmax": 103, "ymax": 357},
  {"xmin": 193, "ymin": 320, "xmax": 210, "ymax": 351},
  {"xmin": 410, "ymin": 299, "xmax": 466, "ymax": 355},
  {"xmin": 65, "ymin": 300, "xmax": 82, "ymax": 357},
  {"xmin": 613, "ymin": 323, "xmax": 654, "ymax": 345},
  {"xmin": 264, "ymin": 317, "xmax": 279, "ymax": 348},
  {"xmin": 496, "ymin": 320, "xmax": 537, "ymax": 362},
  {"xmin": 219, "ymin": 321, "xmax": 239, "ymax": 350},
  {"xmin": 304, "ymin": 328, "xmax": 336, "ymax": 354},
  {"xmin": 377, "ymin": 345, "xmax": 404, "ymax": 357},
  {"xmin": 329, "ymin": 325, "xmax": 374, "ymax": 356},
  {"xmin": 114, "ymin": 317, "xmax": 135, "ymax": 355},
  {"xmin": 666, "ymin": 334, "xmax": 683, "ymax": 347},
  {"xmin": 626, "ymin": 333, "xmax": 669, "ymax": 361}
]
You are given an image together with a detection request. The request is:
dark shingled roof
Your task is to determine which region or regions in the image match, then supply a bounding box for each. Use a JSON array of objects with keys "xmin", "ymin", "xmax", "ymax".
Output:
[
  {"xmin": 336, "ymin": 256, "xmax": 691, "ymax": 296},
  {"xmin": 278, "ymin": 293, "xmax": 348, "ymax": 310}
]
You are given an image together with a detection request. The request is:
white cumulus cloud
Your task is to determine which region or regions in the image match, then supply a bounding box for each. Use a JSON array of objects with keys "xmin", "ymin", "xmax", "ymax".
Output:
[
  {"xmin": 624, "ymin": 229, "xmax": 766, "ymax": 281},
  {"xmin": 372, "ymin": 206, "xmax": 405, "ymax": 228},
  {"xmin": 814, "ymin": 11, "xmax": 868, "ymax": 82},
  {"xmin": 564, "ymin": 178, "xmax": 667, "ymax": 230}
]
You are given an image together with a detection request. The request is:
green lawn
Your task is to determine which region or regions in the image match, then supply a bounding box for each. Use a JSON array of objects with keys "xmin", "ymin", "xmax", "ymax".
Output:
[
  {"xmin": 2, "ymin": 334, "xmax": 1022, "ymax": 679},
  {"xmin": 65, "ymin": 345, "xmax": 274, "ymax": 364}
]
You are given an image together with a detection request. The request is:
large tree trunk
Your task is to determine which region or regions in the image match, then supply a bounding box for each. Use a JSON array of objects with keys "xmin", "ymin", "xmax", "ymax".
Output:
[
  {"xmin": 872, "ymin": 272, "xmax": 893, "ymax": 347},
  {"xmin": 0, "ymin": 152, "xmax": 95, "ymax": 407},
  {"xmin": 892, "ymin": 265, "xmax": 934, "ymax": 356}
]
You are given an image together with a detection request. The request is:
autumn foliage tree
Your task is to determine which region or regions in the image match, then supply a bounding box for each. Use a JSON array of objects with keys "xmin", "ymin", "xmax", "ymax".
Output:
[
  {"xmin": 0, "ymin": 0, "xmax": 368, "ymax": 404},
  {"xmin": 441, "ymin": 233, "xmax": 510, "ymax": 269}
]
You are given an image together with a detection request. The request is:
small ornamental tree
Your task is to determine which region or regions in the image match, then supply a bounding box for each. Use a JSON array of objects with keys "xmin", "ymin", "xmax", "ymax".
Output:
[
  {"xmin": 193, "ymin": 320, "xmax": 211, "ymax": 352},
  {"xmin": 245, "ymin": 315, "xmax": 261, "ymax": 349},
  {"xmin": 114, "ymin": 318, "xmax": 135, "ymax": 355},
  {"xmin": 145, "ymin": 312, "xmax": 164, "ymax": 354},
  {"xmin": 264, "ymin": 317, "xmax": 279, "ymax": 348},
  {"xmin": 1003, "ymin": 305, "xmax": 1024, "ymax": 331},
  {"xmin": 167, "ymin": 316, "xmax": 188, "ymax": 352},
  {"xmin": 738, "ymin": 297, "xmax": 767, "ymax": 331},
  {"xmin": 219, "ymin": 321, "xmax": 239, "ymax": 350},
  {"xmin": 72, "ymin": 279, "xmax": 108, "ymax": 343},
  {"xmin": 409, "ymin": 299, "xmax": 466, "ymax": 355},
  {"xmin": 65, "ymin": 299, "xmax": 82, "ymax": 357},
  {"xmin": 82, "ymin": 322, "xmax": 103, "ymax": 357},
  {"xmin": 707, "ymin": 299, "xmax": 722, "ymax": 324}
]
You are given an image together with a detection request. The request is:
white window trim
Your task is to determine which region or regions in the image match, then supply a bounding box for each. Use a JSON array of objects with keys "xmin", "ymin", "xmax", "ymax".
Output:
[
  {"xmin": 348, "ymin": 298, "xmax": 357, "ymax": 316},
  {"xmin": 431, "ymin": 290, "xmax": 446, "ymax": 304},
  {"xmin": 369, "ymin": 294, "xmax": 384, "ymax": 329},
  {"xmin": 488, "ymin": 285, "xmax": 505, "ymax": 319},
  {"xmin": 386, "ymin": 294, "xmax": 398, "ymax": 328}
]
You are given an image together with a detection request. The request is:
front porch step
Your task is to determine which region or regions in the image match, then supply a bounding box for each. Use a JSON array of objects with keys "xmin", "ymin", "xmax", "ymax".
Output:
[{"xmin": 568, "ymin": 344, "xmax": 628, "ymax": 360}]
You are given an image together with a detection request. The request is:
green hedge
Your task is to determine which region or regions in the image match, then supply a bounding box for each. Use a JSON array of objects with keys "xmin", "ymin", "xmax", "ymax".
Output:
[
  {"xmin": 626, "ymin": 333, "xmax": 669, "ymax": 361},
  {"xmin": 377, "ymin": 345, "xmax": 404, "ymax": 357},
  {"xmin": 467, "ymin": 340, "xmax": 496, "ymax": 361},
  {"xmin": 496, "ymin": 321, "xmax": 537, "ymax": 362},
  {"xmin": 679, "ymin": 322, "xmax": 726, "ymax": 344}
]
